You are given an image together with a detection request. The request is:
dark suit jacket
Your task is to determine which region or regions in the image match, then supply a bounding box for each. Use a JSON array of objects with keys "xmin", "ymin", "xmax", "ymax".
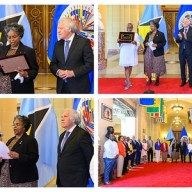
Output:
[
  {"xmin": 172, "ymin": 142, "xmax": 179, "ymax": 152},
  {"xmin": 143, "ymin": 30, "xmax": 166, "ymax": 57},
  {"xmin": 179, "ymin": 142, "xmax": 187, "ymax": 153},
  {"xmin": 176, "ymin": 27, "xmax": 192, "ymax": 55},
  {"xmin": 57, "ymin": 126, "xmax": 94, "ymax": 187},
  {"xmin": 0, "ymin": 42, "xmax": 39, "ymax": 93},
  {"xmin": 0, "ymin": 133, "xmax": 39, "ymax": 184},
  {"xmin": 50, "ymin": 34, "xmax": 94, "ymax": 94}
]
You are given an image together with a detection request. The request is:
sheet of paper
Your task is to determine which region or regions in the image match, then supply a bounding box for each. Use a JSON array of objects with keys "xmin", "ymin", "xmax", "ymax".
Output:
[
  {"xmin": 0, "ymin": 141, "xmax": 11, "ymax": 159},
  {"xmin": 149, "ymin": 41, "xmax": 156, "ymax": 51}
]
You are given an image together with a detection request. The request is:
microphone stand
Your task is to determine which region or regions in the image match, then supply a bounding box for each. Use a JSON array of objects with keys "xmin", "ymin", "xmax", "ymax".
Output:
[{"xmin": 144, "ymin": 44, "xmax": 155, "ymax": 94}]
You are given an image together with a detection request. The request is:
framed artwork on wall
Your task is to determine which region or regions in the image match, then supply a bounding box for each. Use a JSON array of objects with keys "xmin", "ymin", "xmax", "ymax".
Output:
[{"xmin": 101, "ymin": 103, "xmax": 112, "ymax": 121}]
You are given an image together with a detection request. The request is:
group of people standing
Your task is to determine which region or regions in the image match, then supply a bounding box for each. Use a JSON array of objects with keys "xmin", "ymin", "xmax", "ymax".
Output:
[
  {"xmin": 118, "ymin": 17, "xmax": 192, "ymax": 90},
  {"xmin": 154, "ymin": 137, "xmax": 192, "ymax": 163},
  {"xmin": 103, "ymin": 130, "xmax": 192, "ymax": 185}
]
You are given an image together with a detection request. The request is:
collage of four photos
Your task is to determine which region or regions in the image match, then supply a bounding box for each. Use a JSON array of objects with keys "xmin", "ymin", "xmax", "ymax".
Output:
[{"xmin": 0, "ymin": 2, "xmax": 192, "ymax": 190}]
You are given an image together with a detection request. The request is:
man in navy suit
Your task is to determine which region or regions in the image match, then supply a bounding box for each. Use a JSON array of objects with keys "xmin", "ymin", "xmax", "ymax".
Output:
[
  {"xmin": 50, "ymin": 18, "xmax": 93, "ymax": 94},
  {"xmin": 176, "ymin": 18, "xmax": 192, "ymax": 88},
  {"xmin": 57, "ymin": 109, "xmax": 93, "ymax": 187}
]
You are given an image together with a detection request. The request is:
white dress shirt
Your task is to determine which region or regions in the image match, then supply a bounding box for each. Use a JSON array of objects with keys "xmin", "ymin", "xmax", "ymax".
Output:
[
  {"xmin": 103, "ymin": 139, "xmax": 119, "ymax": 158},
  {"xmin": 64, "ymin": 33, "xmax": 75, "ymax": 49}
]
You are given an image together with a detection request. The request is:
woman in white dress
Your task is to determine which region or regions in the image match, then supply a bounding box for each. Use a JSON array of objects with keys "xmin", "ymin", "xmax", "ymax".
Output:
[
  {"xmin": 118, "ymin": 23, "xmax": 140, "ymax": 90},
  {"xmin": 141, "ymin": 139, "xmax": 147, "ymax": 163}
]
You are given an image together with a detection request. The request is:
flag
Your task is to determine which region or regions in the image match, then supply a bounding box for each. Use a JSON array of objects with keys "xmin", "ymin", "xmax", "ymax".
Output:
[
  {"xmin": 180, "ymin": 127, "xmax": 189, "ymax": 155},
  {"xmin": 48, "ymin": 5, "xmax": 94, "ymax": 93},
  {"xmin": 73, "ymin": 98, "xmax": 94, "ymax": 143},
  {"xmin": 174, "ymin": 5, "xmax": 192, "ymax": 39},
  {"xmin": 138, "ymin": 5, "xmax": 168, "ymax": 52},
  {"xmin": 0, "ymin": 5, "xmax": 32, "ymax": 47},
  {"xmin": 73, "ymin": 98, "xmax": 94, "ymax": 187},
  {"xmin": 165, "ymin": 128, "xmax": 175, "ymax": 156},
  {"xmin": 139, "ymin": 98, "xmax": 154, "ymax": 105},
  {"xmin": 147, "ymin": 98, "xmax": 163, "ymax": 117},
  {"xmin": 19, "ymin": 98, "xmax": 59, "ymax": 187},
  {"xmin": 180, "ymin": 127, "xmax": 188, "ymax": 139}
]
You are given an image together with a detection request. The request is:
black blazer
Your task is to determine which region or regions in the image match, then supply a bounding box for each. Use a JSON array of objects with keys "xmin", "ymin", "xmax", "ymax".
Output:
[
  {"xmin": 0, "ymin": 133, "xmax": 39, "ymax": 184},
  {"xmin": 50, "ymin": 34, "xmax": 94, "ymax": 94},
  {"xmin": 143, "ymin": 30, "xmax": 166, "ymax": 57},
  {"xmin": 57, "ymin": 126, "xmax": 93, "ymax": 187},
  {"xmin": 172, "ymin": 142, "xmax": 179, "ymax": 152},
  {"xmin": 178, "ymin": 142, "xmax": 187, "ymax": 153},
  {"xmin": 0, "ymin": 42, "xmax": 39, "ymax": 93},
  {"xmin": 176, "ymin": 27, "xmax": 192, "ymax": 55}
]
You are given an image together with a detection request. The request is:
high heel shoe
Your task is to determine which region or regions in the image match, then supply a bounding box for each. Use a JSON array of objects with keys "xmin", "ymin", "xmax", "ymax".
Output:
[
  {"xmin": 154, "ymin": 77, "xmax": 159, "ymax": 86},
  {"xmin": 124, "ymin": 81, "xmax": 131, "ymax": 90},
  {"xmin": 125, "ymin": 79, "xmax": 132, "ymax": 87},
  {"xmin": 146, "ymin": 77, "xmax": 152, "ymax": 85}
]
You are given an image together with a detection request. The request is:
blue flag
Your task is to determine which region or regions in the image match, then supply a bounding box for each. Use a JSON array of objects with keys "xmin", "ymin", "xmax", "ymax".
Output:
[
  {"xmin": 140, "ymin": 98, "xmax": 154, "ymax": 105},
  {"xmin": 48, "ymin": 5, "xmax": 94, "ymax": 93},
  {"xmin": 0, "ymin": 5, "xmax": 32, "ymax": 47},
  {"xmin": 19, "ymin": 98, "xmax": 59, "ymax": 187},
  {"xmin": 165, "ymin": 128, "xmax": 175, "ymax": 156},
  {"xmin": 73, "ymin": 98, "xmax": 94, "ymax": 187},
  {"xmin": 138, "ymin": 5, "xmax": 168, "ymax": 52},
  {"xmin": 174, "ymin": 5, "xmax": 192, "ymax": 39},
  {"xmin": 180, "ymin": 127, "xmax": 188, "ymax": 139},
  {"xmin": 180, "ymin": 127, "xmax": 189, "ymax": 155}
]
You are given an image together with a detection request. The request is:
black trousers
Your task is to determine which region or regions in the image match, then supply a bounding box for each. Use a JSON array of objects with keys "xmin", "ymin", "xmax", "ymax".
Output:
[
  {"xmin": 60, "ymin": 82, "xmax": 72, "ymax": 93},
  {"xmin": 180, "ymin": 150, "xmax": 186, "ymax": 163},
  {"xmin": 189, "ymin": 152, "xmax": 192, "ymax": 163},
  {"xmin": 123, "ymin": 155, "xmax": 129, "ymax": 173},
  {"xmin": 136, "ymin": 151, "xmax": 141, "ymax": 164},
  {"xmin": 147, "ymin": 148, "xmax": 153, "ymax": 162},
  {"xmin": 179, "ymin": 49, "xmax": 192, "ymax": 85}
]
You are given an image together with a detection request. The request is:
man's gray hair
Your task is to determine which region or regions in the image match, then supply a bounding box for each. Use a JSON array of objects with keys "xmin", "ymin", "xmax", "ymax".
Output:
[
  {"xmin": 59, "ymin": 18, "xmax": 79, "ymax": 33},
  {"xmin": 64, "ymin": 109, "xmax": 81, "ymax": 125}
]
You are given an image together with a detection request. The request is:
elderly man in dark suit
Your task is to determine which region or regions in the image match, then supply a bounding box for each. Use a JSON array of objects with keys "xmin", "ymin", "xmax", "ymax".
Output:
[
  {"xmin": 50, "ymin": 18, "xmax": 94, "ymax": 94},
  {"xmin": 176, "ymin": 18, "xmax": 192, "ymax": 88},
  {"xmin": 57, "ymin": 109, "xmax": 93, "ymax": 187}
]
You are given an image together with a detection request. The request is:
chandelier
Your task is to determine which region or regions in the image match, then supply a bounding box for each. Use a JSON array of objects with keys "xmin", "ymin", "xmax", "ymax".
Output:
[{"xmin": 170, "ymin": 99, "xmax": 184, "ymax": 113}]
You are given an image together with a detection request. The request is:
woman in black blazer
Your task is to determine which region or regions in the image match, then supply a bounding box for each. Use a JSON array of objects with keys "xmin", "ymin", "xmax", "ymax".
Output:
[
  {"xmin": 0, "ymin": 23, "xmax": 39, "ymax": 94},
  {"xmin": 143, "ymin": 20, "xmax": 166, "ymax": 86},
  {"xmin": 171, "ymin": 139, "xmax": 179, "ymax": 163},
  {"xmin": 0, "ymin": 115, "xmax": 39, "ymax": 187}
]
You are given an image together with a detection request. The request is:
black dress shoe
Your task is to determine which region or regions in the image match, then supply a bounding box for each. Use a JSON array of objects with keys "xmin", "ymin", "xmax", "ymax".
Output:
[
  {"xmin": 154, "ymin": 78, "xmax": 159, "ymax": 86},
  {"xmin": 180, "ymin": 81, "xmax": 186, "ymax": 87}
]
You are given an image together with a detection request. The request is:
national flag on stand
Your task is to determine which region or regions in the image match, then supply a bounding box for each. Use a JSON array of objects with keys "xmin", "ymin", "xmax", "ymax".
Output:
[
  {"xmin": 165, "ymin": 128, "xmax": 175, "ymax": 156},
  {"xmin": 139, "ymin": 98, "xmax": 154, "ymax": 105},
  {"xmin": 174, "ymin": 5, "xmax": 192, "ymax": 40},
  {"xmin": 180, "ymin": 127, "xmax": 189, "ymax": 155},
  {"xmin": 0, "ymin": 5, "xmax": 32, "ymax": 47},
  {"xmin": 138, "ymin": 5, "xmax": 168, "ymax": 52},
  {"xmin": 48, "ymin": 5, "xmax": 94, "ymax": 93},
  {"xmin": 73, "ymin": 98, "xmax": 94, "ymax": 187},
  {"xmin": 19, "ymin": 98, "xmax": 59, "ymax": 187}
]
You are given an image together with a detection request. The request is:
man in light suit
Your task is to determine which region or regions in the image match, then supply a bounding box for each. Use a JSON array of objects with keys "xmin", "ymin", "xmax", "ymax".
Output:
[
  {"xmin": 176, "ymin": 18, "xmax": 192, "ymax": 88},
  {"xmin": 50, "ymin": 18, "xmax": 94, "ymax": 94},
  {"xmin": 57, "ymin": 109, "xmax": 93, "ymax": 187}
]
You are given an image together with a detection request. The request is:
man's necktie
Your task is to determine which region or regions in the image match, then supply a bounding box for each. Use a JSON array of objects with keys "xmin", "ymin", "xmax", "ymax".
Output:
[
  {"xmin": 60, "ymin": 131, "xmax": 70, "ymax": 151},
  {"xmin": 63, "ymin": 40, "xmax": 70, "ymax": 83},
  {"xmin": 64, "ymin": 40, "xmax": 70, "ymax": 62},
  {"xmin": 184, "ymin": 28, "xmax": 187, "ymax": 49}
]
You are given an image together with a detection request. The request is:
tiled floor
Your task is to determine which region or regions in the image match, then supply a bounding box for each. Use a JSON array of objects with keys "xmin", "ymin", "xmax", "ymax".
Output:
[
  {"xmin": 99, "ymin": 45, "xmax": 182, "ymax": 78},
  {"xmin": 35, "ymin": 73, "xmax": 56, "ymax": 94}
]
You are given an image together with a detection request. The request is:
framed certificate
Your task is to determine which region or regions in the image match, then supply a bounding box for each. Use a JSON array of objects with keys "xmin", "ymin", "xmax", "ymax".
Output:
[
  {"xmin": 0, "ymin": 54, "xmax": 30, "ymax": 74},
  {"xmin": 118, "ymin": 32, "xmax": 135, "ymax": 43}
]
